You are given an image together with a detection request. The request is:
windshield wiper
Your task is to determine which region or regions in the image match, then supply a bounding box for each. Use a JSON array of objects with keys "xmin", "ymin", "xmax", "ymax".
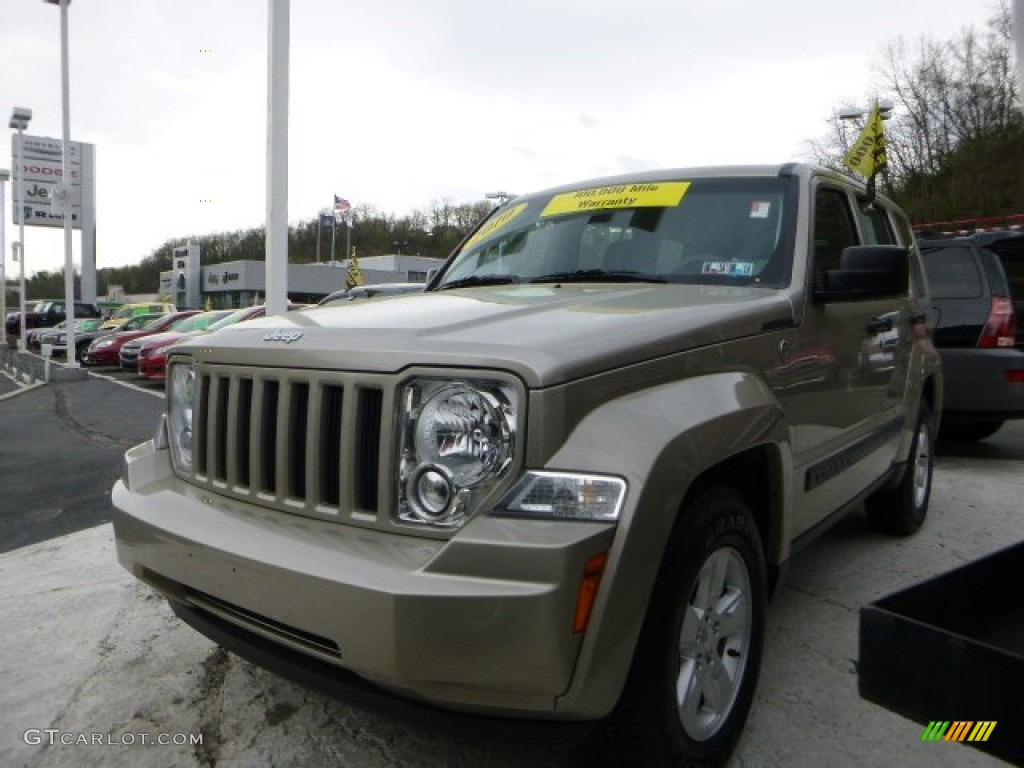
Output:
[
  {"xmin": 437, "ymin": 275, "xmax": 520, "ymax": 290},
  {"xmin": 531, "ymin": 269, "xmax": 667, "ymax": 284}
]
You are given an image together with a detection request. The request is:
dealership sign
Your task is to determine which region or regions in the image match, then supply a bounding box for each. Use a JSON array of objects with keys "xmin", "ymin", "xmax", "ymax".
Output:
[{"xmin": 10, "ymin": 134, "xmax": 94, "ymax": 230}]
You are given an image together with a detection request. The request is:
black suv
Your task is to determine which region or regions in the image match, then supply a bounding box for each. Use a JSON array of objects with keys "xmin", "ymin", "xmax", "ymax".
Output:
[
  {"xmin": 4, "ymin": 299, "xmax": 102, "ymax": 344},
  {"xmin": 918, "ymin": 230, "xmax": 1024, "ymax": 441}
]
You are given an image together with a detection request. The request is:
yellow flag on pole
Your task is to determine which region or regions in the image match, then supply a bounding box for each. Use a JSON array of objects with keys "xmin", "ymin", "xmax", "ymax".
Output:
[
  {"xmin": 843, "ymin": 102, "xmax": 887, "ymax": 179},
  {"xmin": 345, "ymin": 248, "xmax": 364, "ymax": 289}
]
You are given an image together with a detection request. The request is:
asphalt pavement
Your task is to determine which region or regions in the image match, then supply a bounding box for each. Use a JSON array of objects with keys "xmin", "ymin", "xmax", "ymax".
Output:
[
  {"xmin": 1, "ymin": 373, "xmax": 1022, "ymax": 767},
  {"xmin": 0, "ymin": 371, "xmax": 163, "ymax": 552}
]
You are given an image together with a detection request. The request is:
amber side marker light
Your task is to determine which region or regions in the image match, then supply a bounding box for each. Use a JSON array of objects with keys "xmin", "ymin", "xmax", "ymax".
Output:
[{"xmin": 573, "ymin": 552, "xmax": 609, "ymax": 634}]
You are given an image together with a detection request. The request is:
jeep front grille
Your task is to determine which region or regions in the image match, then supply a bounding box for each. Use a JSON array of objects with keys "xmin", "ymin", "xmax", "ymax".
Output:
[{"xmin": 190, "ymin": 365, "xmax": 392, "ymax": 525}]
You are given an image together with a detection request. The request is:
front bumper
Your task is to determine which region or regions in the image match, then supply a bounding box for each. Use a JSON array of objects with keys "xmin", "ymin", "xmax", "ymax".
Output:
[
  {"xmin": 112, "ymin": 439, "xmax": 615, "ymax": 718},
  {"xmin": 138, "ymin": 355, "xmax": 167, "ymax": 379},
  {"xmin": 82, "ymin": 348, "xmax": 117, "ymax": 366}
]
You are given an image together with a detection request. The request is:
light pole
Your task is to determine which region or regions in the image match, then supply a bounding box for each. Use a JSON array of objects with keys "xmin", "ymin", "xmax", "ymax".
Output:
[
  {"xmin": 0, "ymin": 168, "xmax": 8, "ymax": 344},
  {"xmin": 485, "ymin": 191, "xmax": 516, "ymax": 206},
  {"xmin": 9, "ymin": 107, "xmax": 31, "ymax": 352},
  {"xmin": 44, "ymin": 0, "xmax": 78, "ymax": 366}
]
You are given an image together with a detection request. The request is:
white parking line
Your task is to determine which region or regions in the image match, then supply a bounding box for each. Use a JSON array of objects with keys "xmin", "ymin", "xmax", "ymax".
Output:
[
  {"xmin": 0, "ymin": 379, "xmax": 46, "ymax": 402},
  {"xmin": 89, "ymin": 370, "xmax": 166, "ymax": 399}
]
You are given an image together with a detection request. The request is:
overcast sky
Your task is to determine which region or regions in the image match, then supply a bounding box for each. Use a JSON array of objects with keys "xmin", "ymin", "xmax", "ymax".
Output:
[{"xmin": 0, "ymin": 0, "xmax": 1004, "ymax": 279}]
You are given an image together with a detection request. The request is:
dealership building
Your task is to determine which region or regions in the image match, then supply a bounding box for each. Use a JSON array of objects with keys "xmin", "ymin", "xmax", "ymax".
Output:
[{"xmin": 158, "ymin": 252, "xmax": 443, "ymax": 309}]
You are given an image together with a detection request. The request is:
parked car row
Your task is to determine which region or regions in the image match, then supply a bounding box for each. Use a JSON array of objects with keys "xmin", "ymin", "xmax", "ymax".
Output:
[
  {"xmin": 86, "ymin": 304, "xmax": 306, "ymax": 381},
  {"xmin": 81, "ymin": 310, "xmax": 201, "ymax": 367}
]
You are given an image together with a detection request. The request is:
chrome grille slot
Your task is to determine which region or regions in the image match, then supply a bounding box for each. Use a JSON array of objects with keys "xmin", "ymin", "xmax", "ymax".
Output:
[
  {"xmin": 195, "ymin": 374, "xmax": 211, "ymax": 476},
  {"xmin": 260, "ymin": 380, "xmax": 280, "ymax": 495},
  {"xmin": 235, "ymin": 378, "xmax": 253, "ymax": 488},
  {"xmin": 213, "ymin": 376, "xmax": 230, "ymax": 482},
  {"xmin": 287, "ymin": 382, "xmax": 310, "ymax": 500},
  {"xmin": 357, "ymin": 389, "xmax": 383, "ymax": 512},
  {"xmin": 319, "ymin": 385, "xmax": 344, "ymax": 507}
]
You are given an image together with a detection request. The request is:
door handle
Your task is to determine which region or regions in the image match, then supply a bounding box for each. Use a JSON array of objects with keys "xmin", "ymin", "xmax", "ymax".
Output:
[{"xmin": 867, "ymin": 317, "xmax": 893, "ymax": 334}]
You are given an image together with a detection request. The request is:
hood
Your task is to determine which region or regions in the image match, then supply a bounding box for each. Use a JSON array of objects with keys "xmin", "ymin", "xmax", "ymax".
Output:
[{"xmin": 181, "ymin": 284, "xmax": 794, "ymax": 388}]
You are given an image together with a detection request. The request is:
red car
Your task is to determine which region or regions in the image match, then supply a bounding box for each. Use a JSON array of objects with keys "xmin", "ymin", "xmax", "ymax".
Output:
[
  {"xmin": 133, "ymin": 310, "xmax": 236, "ymax": 380},
  {"xmin": 81, "ymin": 310, "xmax": 199, "ymax": 367}
]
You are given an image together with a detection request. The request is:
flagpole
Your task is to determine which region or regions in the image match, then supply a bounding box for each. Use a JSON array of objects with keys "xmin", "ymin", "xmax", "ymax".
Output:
[
  {"xmin": 316, "ymin": 212, "xmax": 321, "ymax": 263},
  {"xmin": 331, "ymin": 208, "xmax": 336, "ymax": 263},
  {"xmin": 346, "ymin": 216, "xmax": 351, "ymax": 260}
]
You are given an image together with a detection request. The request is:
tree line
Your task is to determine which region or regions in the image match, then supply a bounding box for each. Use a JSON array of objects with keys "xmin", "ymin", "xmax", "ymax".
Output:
[
  {"xmin": 18, "ymin": 198, "xmax": 494, "ymax": 300},
  {"xmin": 809, "ymin": 0, "xmax": 1022, "ymax": 224}
]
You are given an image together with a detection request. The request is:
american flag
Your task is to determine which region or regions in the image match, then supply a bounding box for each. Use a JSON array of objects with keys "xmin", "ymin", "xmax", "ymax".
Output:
[{"xmin": 334, "ymin": 195, "xmax": 351, "ymax": 212}]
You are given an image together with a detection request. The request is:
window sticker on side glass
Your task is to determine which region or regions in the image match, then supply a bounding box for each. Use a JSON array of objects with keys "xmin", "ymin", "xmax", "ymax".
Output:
[
  {"xmin": 541, "ymin": 181, "xmax": 690, "ymax": 218},
  {"xmin": 749, "ymin": 201, "xmax": 771, "ymax": 219},
  {"xmin": 463, "ymin": 202, "xmax": 529, "ymax": 249},
  {"xmin": 702, "ymin": 261, "xmax": 754, "ymax": 276}
]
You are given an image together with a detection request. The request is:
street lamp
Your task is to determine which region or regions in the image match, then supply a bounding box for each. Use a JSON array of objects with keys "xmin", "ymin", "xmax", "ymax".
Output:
[
  {"xmin": 0, "ymin": 168, "xmax": 8, "ymax": 343},
  {"xmin": 9, "ymin": 107, "xmax": 31, "ymax": 352},
  {"xmin": 837, "ymin": 99, "xmax": 894, "ymax": 122},
  {"xmin": 485, "ymin": 191, "xmax": 516, "ymax": 206},
  {"xmin": 44, "ymin": 0, "xmax": 78, "ymax": 366}
]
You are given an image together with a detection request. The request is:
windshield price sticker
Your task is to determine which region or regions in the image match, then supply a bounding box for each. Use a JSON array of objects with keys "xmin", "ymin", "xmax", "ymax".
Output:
[
  {"xmin": 541, "ymin": 181, "xmax": 690, "ymax": 218},
  {"xmin": 463, "ymin": 203, "xmax": 529, "ymax": 249}
]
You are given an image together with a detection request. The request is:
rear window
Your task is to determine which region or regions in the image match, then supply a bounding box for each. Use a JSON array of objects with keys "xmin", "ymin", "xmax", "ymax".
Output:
[
  {"xmin": 988, "ymin": 237, "xmax": 1024, "ymax": 301},
  {"xmin": 922, "ymin": 246, "xmax": 983, "ymax": 299}
]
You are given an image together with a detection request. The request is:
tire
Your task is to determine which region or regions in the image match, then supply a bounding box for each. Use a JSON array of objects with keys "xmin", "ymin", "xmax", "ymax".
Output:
[
  {"xmin": 590, "ymin": 487, "xmax": 767, "ymax": 768},
  {"xmin": 937, "ymin": 419, "xmax": 1004, "ymax": 443},
  {"xmin": 866, "ymin": 403, "xmax": 934, "ymax": 535}
]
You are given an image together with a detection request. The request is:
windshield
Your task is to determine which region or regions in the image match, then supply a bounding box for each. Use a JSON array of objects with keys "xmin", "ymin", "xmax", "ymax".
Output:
[
  {"xmin": 143, "ymin": 315, "xmax": 171, "ymax": 330},
  {"xmin": 122, "ymin": 314, "xmax": 155, "ymax": 331},
  {"xmin": 438, "ymin": 177, "xmax": 796, "ymax": 289},
  {"xmin": 169, "ymin": 311, "xmax": 231, "ymax": 333},
  {"xmin": 207, "ymin": 308, "xmax": 260, "ymax": 331}
]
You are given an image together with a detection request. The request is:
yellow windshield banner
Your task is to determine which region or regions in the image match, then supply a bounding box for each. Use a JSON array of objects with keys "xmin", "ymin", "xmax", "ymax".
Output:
[
  {"xmin": 843, "ymin": 102, "xmax": 887, "ymax": 179},
  {"xmin": 463, "ymin": 203, "xmax": 528, "ymax": 249},
  {"xmin": 541, "ymin": 181, "xmax": 691, "ymax": 218}
]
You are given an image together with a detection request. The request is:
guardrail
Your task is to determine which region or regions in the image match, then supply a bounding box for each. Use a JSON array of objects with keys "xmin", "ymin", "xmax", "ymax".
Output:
[{"xmin": 0, "ymin": 345, "xmax": 87, "ymax": 384}]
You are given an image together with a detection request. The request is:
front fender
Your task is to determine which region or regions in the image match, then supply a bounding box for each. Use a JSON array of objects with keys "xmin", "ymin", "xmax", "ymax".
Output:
[{"xmin": 541, "ymin": 371, "xmax": 791, "ymax": 718}]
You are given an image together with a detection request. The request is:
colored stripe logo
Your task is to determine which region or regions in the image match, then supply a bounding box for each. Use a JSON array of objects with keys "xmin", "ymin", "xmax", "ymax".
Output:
[{"xmin": 921, "ymin": 721, "xmax": 996, "ymax": 742}]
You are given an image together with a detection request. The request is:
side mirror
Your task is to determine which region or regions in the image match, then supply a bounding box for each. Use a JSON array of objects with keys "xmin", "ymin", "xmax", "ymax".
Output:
[{"xmin": 814, "ymin": 245, "xmax": 909, "ymax": 302}]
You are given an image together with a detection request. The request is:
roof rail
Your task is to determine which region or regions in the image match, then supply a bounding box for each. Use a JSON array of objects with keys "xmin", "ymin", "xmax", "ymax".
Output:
[{"xmin": 913, "ymin": 213, "xmax": 1024, "ymax": 237}]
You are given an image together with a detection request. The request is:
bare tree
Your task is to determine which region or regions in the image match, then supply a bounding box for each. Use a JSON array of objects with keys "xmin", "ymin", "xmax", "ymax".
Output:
[{"xmin": 809, "ymin": 0, "xmax": 1020, "ymax": 187}]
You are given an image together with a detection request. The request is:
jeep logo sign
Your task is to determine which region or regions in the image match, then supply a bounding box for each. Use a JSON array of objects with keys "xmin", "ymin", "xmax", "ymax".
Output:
[{"xmin": 262, "ymin": 330, "xmax": 304, "ymax": 344}]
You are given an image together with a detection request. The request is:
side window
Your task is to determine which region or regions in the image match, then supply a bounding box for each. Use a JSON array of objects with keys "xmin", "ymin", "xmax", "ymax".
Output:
[
  {"xmin": 811, "ymin": 187, "xmax": 858, "ymax": 290},
  {"xmin": 921, "ymin": 247, "xmax": 983, "ymax": 299},
  {"xmin": 855, "ymin": 197, "xmax": 896, "ymax": 244}
]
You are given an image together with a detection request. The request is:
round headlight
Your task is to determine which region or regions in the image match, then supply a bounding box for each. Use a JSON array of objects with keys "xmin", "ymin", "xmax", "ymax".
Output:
[
  {"xmin": 168, "ymin": 363, "xmax": 196, "ymax": 471},
  {"xmin": 414, "ymin": 384, "xmax": 512, "ymax": 488}
]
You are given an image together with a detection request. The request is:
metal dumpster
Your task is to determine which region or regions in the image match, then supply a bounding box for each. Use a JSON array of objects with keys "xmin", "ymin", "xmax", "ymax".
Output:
[{"xmin": 859, "ymin": 540, "xmax": 1024, "ymax": 765}]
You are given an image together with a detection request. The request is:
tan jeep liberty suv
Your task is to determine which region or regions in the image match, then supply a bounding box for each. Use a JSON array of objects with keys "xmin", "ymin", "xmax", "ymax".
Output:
[{"xmin": 112, "ymin": 164, "xmax": 941, "ymax": 767}]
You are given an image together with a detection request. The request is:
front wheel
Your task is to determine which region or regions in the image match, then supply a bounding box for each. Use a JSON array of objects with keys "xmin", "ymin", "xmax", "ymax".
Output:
[
  {"xmin": 590, "ymin": 487, "xmax": 766, "ymax": 767},
  {"xmin": 866, "ymin": 403, "xmax": 934, "ymax": 535}
]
